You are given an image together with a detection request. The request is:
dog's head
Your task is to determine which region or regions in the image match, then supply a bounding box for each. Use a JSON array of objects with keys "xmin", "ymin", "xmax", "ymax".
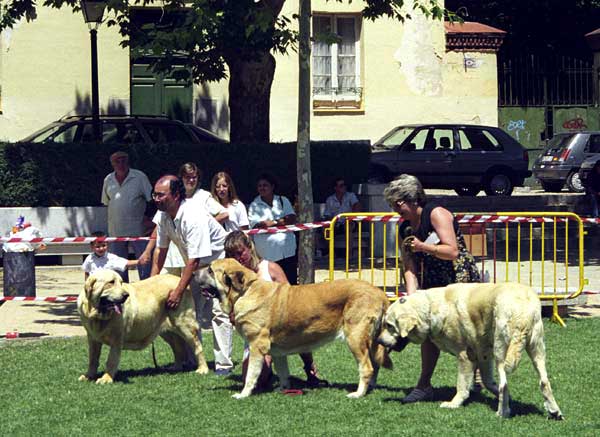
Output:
[
  {"xmin": 83, "ymin": 269, "xmax": 130, "ymax": 320},
  {"xmin": 195, "ymin": 258, "xmax": 257, "ymax": 314},
  {"xmin": 377, "ymin": 296, "xmax": 425, "ymax": 352}
]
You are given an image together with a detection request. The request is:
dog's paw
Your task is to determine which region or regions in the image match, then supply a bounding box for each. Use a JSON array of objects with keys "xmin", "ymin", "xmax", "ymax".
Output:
[
  {"xmin": 232, "ymin": 392, "xmax": 249, "ymax": 400},
  {"xmin": 96, "ymin": 374, "xmax": 114, "ymax": 385},
  {"xmin": 78, "ymin": 374, "xmax": 92, "ymax": 382},
  {"xmin": 346, "ymin": 391, "xmax": 366, "ymax": 399},
  {"xmin": 440, "ymin": 401, "xmax": 461, "ymax": 409},
  {"xmin": 195, "ymin": 365, "xmax": 209, "ymax": 375},
  {"xmin": 548, "ymin": 411, "xmax": 564, "ymax": 421}
]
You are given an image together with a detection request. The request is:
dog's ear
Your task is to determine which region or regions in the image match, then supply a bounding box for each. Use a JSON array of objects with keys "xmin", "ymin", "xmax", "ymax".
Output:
[
  {"xmin": 225, "ymin": 269, "xmax": 246, "ymax": 292},
  {"xmin": 398, "ymin": 315, "xmax": 418, "ymax": 338},
  {"xmin": 84, "ymin": 275, "xmax": 97, "ymax": 297}
]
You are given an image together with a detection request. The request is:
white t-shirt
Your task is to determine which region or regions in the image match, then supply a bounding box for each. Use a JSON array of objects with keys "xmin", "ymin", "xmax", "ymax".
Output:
[
  {"xmin": 248, "ymin": 195, "xmax": 296, "ymax": 262},
  {"xmin": 154, "ymin": 199, "xmax": 227, "ymax": 266},
  {"xmin": 82, "ymin": 253, "xmax": 128, "ymax": 274},
  {"xmin": 222, "ymin": 200, "xmax": 249, "ymax": 232},
  {"xmin": 324, "ymin": 191, "xmax": 359, "ymax": 219},
  {"xmin": 256, "ymin": 259, "xmax": 272, "ymax": 281},
  {"xmin": 192, "ymin": 189, "xmax": 226, "ymax": 217},
  {"xmin": 101, "ymin": 169, "xmax": 152, "ymax": 237}
]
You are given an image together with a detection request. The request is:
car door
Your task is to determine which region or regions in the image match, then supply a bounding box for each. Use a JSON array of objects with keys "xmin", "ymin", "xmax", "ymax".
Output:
[
  {"xmin": 396, "ymin": 127, "xmax": 455, "ymax": 186},
  {"xmin": 456, "ymin": 127, "xmax": 504, "ymax": 185}
]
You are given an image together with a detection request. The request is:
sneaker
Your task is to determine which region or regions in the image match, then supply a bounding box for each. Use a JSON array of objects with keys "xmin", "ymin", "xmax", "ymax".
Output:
[
  {"xmin": 215, "ymin": 368, "xmax": 232, "ymax": 377},
  {"xmin": 401, "ymin": 386, "xmax": 434, "ymax": 404},
  {"xmin": 472, "ymin": 369, "xmax": 483, "ymax": 393}
]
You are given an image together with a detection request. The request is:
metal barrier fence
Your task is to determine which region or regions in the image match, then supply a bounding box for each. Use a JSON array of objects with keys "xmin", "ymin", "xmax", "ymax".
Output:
[{"xmin": 325, "ymin": 212, "xmax": 587, "ymax": 327}]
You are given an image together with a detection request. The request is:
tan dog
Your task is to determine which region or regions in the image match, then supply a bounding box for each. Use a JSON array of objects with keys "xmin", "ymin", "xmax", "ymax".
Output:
[
  {"xmin": 378, "ymin": 282, "xmax": 563, "ymax": 419},
  {"xmin": 77, "ymin": 270, "xmax": 209, "ymax": 384},
  {"xmin": 196, "ymin": 258, "xmax": 392, "ymax": 399}
]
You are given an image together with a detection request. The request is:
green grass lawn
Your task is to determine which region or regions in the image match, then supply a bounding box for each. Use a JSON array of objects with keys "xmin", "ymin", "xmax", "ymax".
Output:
[{"xmin": 1, "ymin": 318, "xmax": 599, "ymax": 436}]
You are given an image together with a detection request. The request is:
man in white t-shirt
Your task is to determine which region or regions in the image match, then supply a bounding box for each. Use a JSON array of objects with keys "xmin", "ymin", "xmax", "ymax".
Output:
[
  {"xmin": 101, "ymin": 151, "xmax": 154, "ymax": 282},
  {"xmin": 151, "ymin": 175, "xmax": 233, "ymax": 376}
]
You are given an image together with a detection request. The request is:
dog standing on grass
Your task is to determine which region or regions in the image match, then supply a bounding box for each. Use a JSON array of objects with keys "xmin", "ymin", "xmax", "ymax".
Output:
[
  {"xmin": 196, "ymin": 258, "xmax": 392, "ymax": 399},
  {"xmin": 78, "ymin": 269, "xmax": 209, "ymax": 384},
  {"xmin": 378, "ymin": 282, "xmax": 563, "ymax": 419}
]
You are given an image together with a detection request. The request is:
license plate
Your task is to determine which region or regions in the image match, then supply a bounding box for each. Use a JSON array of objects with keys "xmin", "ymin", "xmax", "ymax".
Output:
[{"xmin": 542, "ymin": 156, "xmax": 553, "ymax": 162}]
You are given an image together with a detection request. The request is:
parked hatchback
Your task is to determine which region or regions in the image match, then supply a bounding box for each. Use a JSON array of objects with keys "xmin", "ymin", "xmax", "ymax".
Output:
[
  {"xmin": 532, "ymin": 131, "xmax": 600, "ymax": 192},
  {"xmin": 368, "ymin": 124, "xmax": 531, "ymax": 196},
  {"xmin": 20, "ymin": 115, "xmax": 223, "ymax": 145}
]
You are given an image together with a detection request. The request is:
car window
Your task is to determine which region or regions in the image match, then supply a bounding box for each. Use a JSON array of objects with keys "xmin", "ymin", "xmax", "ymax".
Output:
[
  {"xmin": 378, "ymin": 127, "xmax": 415, "ymax": 149},
  {"xmin": 24, "ymin": 123, "xmax": 65, "ymax": 143},
  {"xmin": 584, "ymin": 135, "xmax": 600, "ymax": 154},
  {"xmin": 406, "ymin": 128, "xmax": 453, "ymax": 151},
  {"xmin": 459, "ymin": 128, "xmax": 503, "ymax": 151},
  {"xmin": 142, "ymin": 122, "xmax": 193, "ymax": 143},
  {"xmin": 101, "ymin": 123, "xmax": 143, "ymax": 144},
  {"xmin": 50, "ymin": 124, "xmax": 79, "ymax": 143}
]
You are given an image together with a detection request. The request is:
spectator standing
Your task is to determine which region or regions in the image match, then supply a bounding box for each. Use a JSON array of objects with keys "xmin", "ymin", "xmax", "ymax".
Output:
[
  {"xmin": 383, "ymin": 174, "xmax": 480, "ymax": 404},
  {"xmin": 151, "ymin": 175, "xmax": 234, "ymax": 376},
  {"xmin": 101, "ymin": 150, "xmax": 153, "ymax": 282},
  {"xmin": 82, "ymin": 231, "xmax": 139, "ymax": 280},
  {"xmin": 180, "ymin": 162, "xmax": 228, "ymax": 224},
  {"xmin": 585, "ymin": 162, "xmax": 600, "ymax": 218},
  {"xmin": 211, "ymin": 171, "xmax": 249, "ymax": 231},
  {"xmin": 248, "ymin": 173, "xmax": 298, "ymax": 284}
]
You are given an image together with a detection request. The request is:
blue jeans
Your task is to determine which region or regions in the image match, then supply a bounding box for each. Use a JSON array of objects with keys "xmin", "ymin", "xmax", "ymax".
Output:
[{"xmin": 110, "ymin": 240, "xmax": 152, "ymax": 282}]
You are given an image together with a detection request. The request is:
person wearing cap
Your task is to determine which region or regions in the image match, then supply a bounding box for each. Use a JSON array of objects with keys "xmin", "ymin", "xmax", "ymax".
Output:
[{"xmin": 101, "ymin": 150, "xmax": 154, "ymax": 282}]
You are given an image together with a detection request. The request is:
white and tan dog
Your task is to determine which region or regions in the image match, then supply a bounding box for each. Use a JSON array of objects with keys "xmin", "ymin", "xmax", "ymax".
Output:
[
  {"xmin": 196, "ymin": 258, "xmax": 392, "ymax": 399},
  {"xmin": 77, "ymin": 270, "xmax": 209, "ymax": 384},
  {"xmin": 378, "ymin": 282, "xmax": 563, "ymax": 419}
]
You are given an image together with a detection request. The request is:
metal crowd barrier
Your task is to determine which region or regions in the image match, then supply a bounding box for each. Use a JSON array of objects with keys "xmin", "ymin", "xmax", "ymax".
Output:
[{"xmin": 325, "ymin": 212, "xmax": 587, "ymax": 327}]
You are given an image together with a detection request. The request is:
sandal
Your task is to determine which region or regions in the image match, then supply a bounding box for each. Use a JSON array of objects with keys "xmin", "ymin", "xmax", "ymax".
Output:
[{"xmin": 401, "ymin": 386, "xmax": 434, "ymax": 404}]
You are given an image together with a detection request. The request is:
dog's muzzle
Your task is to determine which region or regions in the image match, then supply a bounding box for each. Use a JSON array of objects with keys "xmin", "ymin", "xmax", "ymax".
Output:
[
  {"xmin": 98, "ymin": 292, "xmax": 129, "ymax": 315},
  {"xmin": 377, "ymin": 333, "xmax": 410, "ymax": 353}
]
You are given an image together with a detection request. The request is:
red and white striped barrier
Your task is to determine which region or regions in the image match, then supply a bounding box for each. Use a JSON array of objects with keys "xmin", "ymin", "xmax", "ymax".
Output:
[
  {"xmin": 1, "ymin": 295, "xmax": 78, "ymax": 302},
  {"xmin": 0, "ymin": 215, "xmax": 598, "ymax": 243}
]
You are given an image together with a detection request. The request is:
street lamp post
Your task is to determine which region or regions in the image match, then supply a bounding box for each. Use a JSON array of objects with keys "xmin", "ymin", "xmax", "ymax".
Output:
[{"xmin": 80, "ymin": 0, "xmax": 106, "ymax": 142}]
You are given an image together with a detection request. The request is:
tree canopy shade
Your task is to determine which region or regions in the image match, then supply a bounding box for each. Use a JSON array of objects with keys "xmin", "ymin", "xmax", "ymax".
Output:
[
  {"xmin": 445, "ymin": 0, "xmax": 600, "ymax": 56},
  {"xmin": 0, "ymin": 0, "xmax": 445, "ymax": 142}
]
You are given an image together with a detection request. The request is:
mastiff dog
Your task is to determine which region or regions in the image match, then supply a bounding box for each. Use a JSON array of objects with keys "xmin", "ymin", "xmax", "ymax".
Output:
[
  {"xmin": 196, "ymin": 258, "xmax": 392, "ymax": 399},
  {"xmin": 378, "ymin": 282, "xmax": 563, "ymax": 419},
  {"xmin": 78, "ymin": 270, "xmax": 209, "ymax": 384}
]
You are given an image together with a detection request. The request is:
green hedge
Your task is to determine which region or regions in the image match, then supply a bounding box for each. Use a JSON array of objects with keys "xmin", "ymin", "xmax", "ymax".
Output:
[{"xmin": 0, "ymin": 140, "xmax": 370, "ymax": 207}]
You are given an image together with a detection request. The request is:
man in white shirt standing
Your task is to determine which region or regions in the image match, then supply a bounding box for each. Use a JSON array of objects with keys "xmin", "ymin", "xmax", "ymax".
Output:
[
  {"xmin": 151, "ymin": 175, "xmax": 233, "ymax": 376},
  {"xmin": 101, "ymin": 151, "xmax": 153, "ymax": 282}
]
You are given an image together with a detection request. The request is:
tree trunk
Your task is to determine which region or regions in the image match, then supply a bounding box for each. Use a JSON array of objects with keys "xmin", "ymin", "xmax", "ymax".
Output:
[
  {"xmin": 227, "ymin": 53, "xmax": 276, "ymax": 143},
  {"xmin": 296, "ymin": 0, "xmax": 314, "ymax": 284}
]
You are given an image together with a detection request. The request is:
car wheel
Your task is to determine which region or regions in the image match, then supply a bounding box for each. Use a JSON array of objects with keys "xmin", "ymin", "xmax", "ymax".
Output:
[
  {"xmin": 484, "ymin": 173, "xmax": 513, "ymax": 196},
  {"xmin": 566, "ymin": 171, "xmax": 585, "ymax": 193},
  {"xmin": 540, "ymin": 181, "xmax": 565, "ymax": 192},
  {"xmin": 455, "ymin": 186, "xmax": 481, "ymax": 196}
]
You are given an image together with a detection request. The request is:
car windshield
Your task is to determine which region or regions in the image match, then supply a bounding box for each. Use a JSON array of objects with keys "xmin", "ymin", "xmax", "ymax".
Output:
[
  {"xmin": 374, "ymin": 127, "xmax": 416, "ymax": 149},
  {"xmin": 20, "ymin": 122, "xmax": 65, "ymax": 143}
]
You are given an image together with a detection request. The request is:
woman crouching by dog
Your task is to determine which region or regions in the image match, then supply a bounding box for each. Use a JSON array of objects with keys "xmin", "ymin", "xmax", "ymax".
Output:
[
  {"xmin": 383, "ymin": 174, "xmax": 480, "ymax": 403},
  {"xmin": 224, "ymin": 231, "xmax": 327, "ymax": 391}
]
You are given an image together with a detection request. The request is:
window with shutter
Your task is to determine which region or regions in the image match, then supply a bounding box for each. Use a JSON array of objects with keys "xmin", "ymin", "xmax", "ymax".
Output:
[{"xmin": 312, "ymin": 14, "xmax": 362, "ymax": 110}]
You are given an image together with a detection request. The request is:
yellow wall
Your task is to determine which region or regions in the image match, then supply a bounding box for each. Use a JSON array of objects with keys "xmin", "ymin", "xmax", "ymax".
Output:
[
  {"xmin": 0, "ymin": 1, "xmax": 500, "ymax": 143},
  {"xmin": 0, "ymin": 7, "xmax": 129, "ymax": 141}
]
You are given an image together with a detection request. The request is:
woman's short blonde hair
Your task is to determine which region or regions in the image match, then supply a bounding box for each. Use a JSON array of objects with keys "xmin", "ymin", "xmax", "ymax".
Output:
[
  {"xmin": 383, "ymin": 174, "xmax": 427, "ymax": 207},
  {"xmin": 224, "ymin": 231, "xmax": 261, "ymax": 271}
]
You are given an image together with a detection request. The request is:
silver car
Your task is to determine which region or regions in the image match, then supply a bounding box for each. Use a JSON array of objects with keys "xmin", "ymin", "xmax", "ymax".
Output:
[{"xmin": 532, "ymin": 131, "xmax": 600, "ymax": 192}]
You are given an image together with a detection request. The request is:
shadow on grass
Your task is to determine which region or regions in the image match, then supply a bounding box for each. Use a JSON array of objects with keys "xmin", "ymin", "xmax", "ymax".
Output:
[
  {"xmin": 381, "ymin": 385, "xmax": 545, "ymax": 417},
  {"xmin": 111, "ymin": 361, "xmax": 217, "ymax": 383}
]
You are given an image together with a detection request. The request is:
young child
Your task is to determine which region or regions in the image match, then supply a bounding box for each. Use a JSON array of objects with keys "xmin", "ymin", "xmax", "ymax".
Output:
[{"xmin": 82, "ymin": 231, "xmax": 139, "ymax": 280}]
